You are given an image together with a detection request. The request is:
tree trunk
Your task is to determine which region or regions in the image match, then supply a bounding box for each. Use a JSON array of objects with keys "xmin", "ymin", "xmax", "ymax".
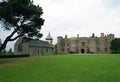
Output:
[
  {"xmin": 0, "ymin": 30, "xmax": 17, "ymax": 52},
  {"xmin": 0, "ymin": 35, "xmax": 11, "ymax": 52},
  {"xmin": 0, "ymin": 30, "xmax": 24, "ymax": 52}
]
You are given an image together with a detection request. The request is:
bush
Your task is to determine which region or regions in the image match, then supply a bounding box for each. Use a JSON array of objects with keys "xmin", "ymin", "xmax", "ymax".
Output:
[{"xmin": 111, "ymin": 38, "xmax": 120, "ymax": 53}]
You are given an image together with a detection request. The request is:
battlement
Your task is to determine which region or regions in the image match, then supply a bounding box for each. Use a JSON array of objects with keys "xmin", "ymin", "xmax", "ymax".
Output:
[{"xmin": 57, "ymin": 33, "xmax": 114, "ymax": 54}]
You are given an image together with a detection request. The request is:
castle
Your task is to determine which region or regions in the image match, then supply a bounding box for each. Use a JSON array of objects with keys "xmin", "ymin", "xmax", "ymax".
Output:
[
  {"xmin": 14, "ymin": 32, "xmax": 114, "ymax": 55},
  {"xmin": 57, "ymin": 33, "xmax": 114, "ymax": 54}
]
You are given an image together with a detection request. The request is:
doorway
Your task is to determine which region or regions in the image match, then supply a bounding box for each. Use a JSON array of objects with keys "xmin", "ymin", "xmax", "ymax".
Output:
[{"xmin": 81, "ymin": 49, "xmax": 85, "ymax": 53}]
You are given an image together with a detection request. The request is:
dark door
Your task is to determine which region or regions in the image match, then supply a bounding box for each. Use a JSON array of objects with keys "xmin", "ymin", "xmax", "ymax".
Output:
[{"xmin": 81, "ymin": 49, "xmax": 85, "ymax": 53}]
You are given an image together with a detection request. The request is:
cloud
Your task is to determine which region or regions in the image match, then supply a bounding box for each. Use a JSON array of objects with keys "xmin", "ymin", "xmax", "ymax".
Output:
[
  {"xmin": 1, "ymin": 0, "xmax": 120, "ymax": 50},
  {"xmin": 35, "ymin": 0, "xmax": 120, "ymax": 39},
  {"xmin": 48, "ymin": 0, "xmax": 64, "ymax": 4},
  {"xmin": 104, "ymin": 0, "xmax": 120, "ymax": 8}
]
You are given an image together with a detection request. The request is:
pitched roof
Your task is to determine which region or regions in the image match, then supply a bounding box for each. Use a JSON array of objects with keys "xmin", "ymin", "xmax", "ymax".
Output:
[{"xmin": 23, "ymin": 37, "xmax": 54, "ymax": 48}]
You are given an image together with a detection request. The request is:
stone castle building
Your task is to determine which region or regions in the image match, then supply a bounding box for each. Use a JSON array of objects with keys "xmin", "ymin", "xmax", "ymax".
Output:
[
  {"xmin": 14, "ymin": 32, "xmax": 54, "ymax": 56},
  {"xmin": 57, "ymin": 33, "xmax": 114, "ymax": 54}
]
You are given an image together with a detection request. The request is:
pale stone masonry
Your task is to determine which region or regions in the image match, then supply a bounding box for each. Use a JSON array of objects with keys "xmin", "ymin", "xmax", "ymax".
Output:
[{"xmin": 57, "ymin": 33, "xmax": 114, "ymax": 54}]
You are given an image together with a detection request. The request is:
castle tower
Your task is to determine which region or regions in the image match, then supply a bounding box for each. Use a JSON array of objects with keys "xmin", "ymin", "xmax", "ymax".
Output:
[
  {"xmin": 64, "ymin": 35, "xmax": 69, "ymax": 54},
  {"xmin": 46, "ymin": 32, "xmax": 53, "ymax": 44},
  {"xmin": 57, "ymin": 36, "xmax": 63, "ymax": 54},
  {"xmin": 107, "ymin": 34, "xmax": 114, "ymax": 53}
]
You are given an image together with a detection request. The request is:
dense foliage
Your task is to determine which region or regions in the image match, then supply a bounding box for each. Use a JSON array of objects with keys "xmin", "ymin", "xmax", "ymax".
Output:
[
  {"xmin": 110, "ymin": 38, "xmax": 120, "ymax": 53},
  {"xmin": 0, "ymin": 48, "xmax": 13, "ymax": 55},
  {"xmin": 0, "ymin": 0, "xmax": 44, "ymax": 51}
]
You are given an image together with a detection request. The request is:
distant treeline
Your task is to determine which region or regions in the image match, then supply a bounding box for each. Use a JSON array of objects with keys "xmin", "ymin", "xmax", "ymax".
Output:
[
  {"xmin": 0, "ymin": 48, "xmax": 13, "ymax": 55},
  {"xmin": 110, "ymin": 38, "xmax": 120, "ymax": 54}
]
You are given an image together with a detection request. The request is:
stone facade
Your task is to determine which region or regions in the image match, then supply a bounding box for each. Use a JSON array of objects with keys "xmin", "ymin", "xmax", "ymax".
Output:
[
  {"xmin": 14, "ymin": 33, "xmax": 54, "ymax": 56},
  {"xmin": 57, "ymin": 33, "xmax": 114, "ymax": 54}
]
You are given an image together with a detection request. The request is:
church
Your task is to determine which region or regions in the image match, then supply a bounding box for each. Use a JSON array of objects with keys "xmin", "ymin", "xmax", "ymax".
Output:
[
  {"xmin": 57, "ymin": 33, "xmax": 114, "ymax": 54},
  {"xmin": 14, "ymin": 32, "xmax": 54, "ymax": 56}
]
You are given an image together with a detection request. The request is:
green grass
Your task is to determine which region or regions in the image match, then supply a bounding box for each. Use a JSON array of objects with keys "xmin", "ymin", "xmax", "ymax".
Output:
[{"xmin": 0, "ymin": 54, "xmax": 120, "ymax": 82}]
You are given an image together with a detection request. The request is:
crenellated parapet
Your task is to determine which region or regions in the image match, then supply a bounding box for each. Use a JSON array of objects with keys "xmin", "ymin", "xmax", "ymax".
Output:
[{"xmin": 57, "ymin": 33, "xmax": 115, "ymax": 54}]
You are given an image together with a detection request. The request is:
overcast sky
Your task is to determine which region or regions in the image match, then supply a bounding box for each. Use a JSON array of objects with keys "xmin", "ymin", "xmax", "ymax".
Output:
[
  {"xmin": 1, "ymin": 0, "xmax": 120, "ymax": 50},
  {"xmin": 34, "ymin": 0, "xmax": 120, "ymax": 39}
]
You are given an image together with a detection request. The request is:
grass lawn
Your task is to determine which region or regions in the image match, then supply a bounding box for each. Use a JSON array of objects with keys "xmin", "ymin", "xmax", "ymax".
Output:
[{"xmin": 0, "ymin": 54, "xmax": 120, "ymax": 82}]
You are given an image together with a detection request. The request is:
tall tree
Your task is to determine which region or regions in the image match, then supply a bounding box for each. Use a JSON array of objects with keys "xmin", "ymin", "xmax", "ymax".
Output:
[
  {"xmin": 110, "ymin": 38, "xmax": 120, "ymax": 53},
  {"xmin": 8, "ymin": 48, "xmax": 13, "ymax": 55},
  {"xmin": 0, "ymin": 0, "xmax": 44, "ymax": 52}
]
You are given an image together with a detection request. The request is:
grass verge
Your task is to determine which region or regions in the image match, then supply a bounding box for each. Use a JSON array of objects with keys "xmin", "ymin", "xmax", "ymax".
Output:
[{"xmin": 0, "ymin": 54, "xmax": 120, "ymax": 82}]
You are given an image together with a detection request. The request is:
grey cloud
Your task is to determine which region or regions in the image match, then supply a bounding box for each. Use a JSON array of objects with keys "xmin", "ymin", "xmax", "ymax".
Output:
[
  {"xmin": 1, "ymin": 0, "xmax": 120, "ymax": 50},
  {"xmin": 104, "ymin": 0, "xmax": 120, "ymax": 8},
  {"xmin": 48, "ymin": 0, "xmax": 64, "ymax": 4}
]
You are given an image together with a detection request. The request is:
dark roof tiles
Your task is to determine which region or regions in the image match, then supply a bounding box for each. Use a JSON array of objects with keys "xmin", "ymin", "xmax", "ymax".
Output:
[{"xmin": 23, "ymin": 37, "xmax": 54, "ymax": 48}]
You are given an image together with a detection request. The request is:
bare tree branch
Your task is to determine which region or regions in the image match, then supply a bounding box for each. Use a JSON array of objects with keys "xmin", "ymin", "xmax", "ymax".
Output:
[{"xmin": 9, "ymin": 34, "xmax": 24, "ymax": 41}]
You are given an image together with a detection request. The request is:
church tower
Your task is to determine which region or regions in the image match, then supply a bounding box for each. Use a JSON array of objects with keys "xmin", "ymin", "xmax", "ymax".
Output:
[{"xmin": 46, "ymin": 32, "xmax": 53, "ymax": 44}]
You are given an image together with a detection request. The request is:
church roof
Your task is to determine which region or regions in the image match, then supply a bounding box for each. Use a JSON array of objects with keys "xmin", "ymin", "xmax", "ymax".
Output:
[
  {"xmin": 23, "ymin": 37, "xmax": 54, "ymax": 48},
  {"xmin": 46, "ymin": 32, "xmax": 53, "ymax": 40}
]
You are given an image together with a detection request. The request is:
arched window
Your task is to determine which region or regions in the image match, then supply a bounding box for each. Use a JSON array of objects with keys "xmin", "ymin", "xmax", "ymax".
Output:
[
  {"xmin": 46, "ymin": 48, "xmax": 48, "ymax": 53},
  {"xmin": 18, "ymin": 43, "xmax": 22, "ymax": 52},
  {"xmin": 105, "ymin": 48, "xmax": 107, "ymax": 52},
  {"xmin": 82, "ymin": 42, "xmax": 86, "ymax": 47}
]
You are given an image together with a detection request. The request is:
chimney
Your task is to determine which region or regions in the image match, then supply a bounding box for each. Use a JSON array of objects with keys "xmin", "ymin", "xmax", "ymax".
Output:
[
  {"xmin": 65, "ymin": 35, "xmax": 68, "ymax": 39},
  {"xmin": 92, "ymin": 33, "xmax": 95, "ymax": 37},
  {"xmin": 77, "ymin": 34, "xmax": 79, "ymax": 38},
  {"xmin": 101, "ymin": 33, "xmax": 104, "ymax": 37}
]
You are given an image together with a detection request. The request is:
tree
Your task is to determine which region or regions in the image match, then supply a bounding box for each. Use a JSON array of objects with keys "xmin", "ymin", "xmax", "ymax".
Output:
[
  {"xmin": 110, "ymin": 38, "xmax": 120, "ymax": 53},
  {"xmin": 8, "ymin": 48, "xmax": 13, "ymax": 55},
  {"xmin": 1, "ymin": 49, "xmax": 7, "ymax": 55},
  {"xmin": 0, "ymin": 0, "xmax": 44, "ymax": 52}
]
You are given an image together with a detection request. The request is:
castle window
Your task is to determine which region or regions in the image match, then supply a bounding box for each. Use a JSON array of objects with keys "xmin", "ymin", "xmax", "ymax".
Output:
[
  {"xmin": 18, "ymin": 43, "xmax": 22, "ymax": 52},
  {"xmin": 105, "ymin": 48, "xmax": 107, "ymax": 52},
  {"xmin": 52, "ymin": 48, "xmax": 54, "ymax": 53},
  {"xmin": 46, "ymin": 48, "xmax": 48, "ymax": 53},
  {"xmin": 62, "ymin": 48, "xmax": 64, "ymax": 51},
  {"xmin": 38, "ymin": 50, "xmax": 40, "ymax": 55},
  {"xmin": 33, "ymin": 49, "xmax": 36, "ymax": 56},
  {"xmin": 82, "ymin": 42, "xmax": 86, "ymax": 47},
  {"xmin": 67, "ymin": 43, "xmax": 70, "ymax": 46},
  {"xmin": 41, "ymin": 48, "xmax": 43, "ymax": 55},
  {"xmin": 97, "ymin": 48, "xmax": 100, "ymax": 52}
]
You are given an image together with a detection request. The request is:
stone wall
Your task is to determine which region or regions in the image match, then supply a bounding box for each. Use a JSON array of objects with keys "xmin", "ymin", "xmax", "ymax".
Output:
[
  {"xmin": 57, "ymin": 33, "xmax": 114, "ymax": 54},
  {"xmin": 14, "ymin": 36, "xmax": 54, "ymax": 56}
]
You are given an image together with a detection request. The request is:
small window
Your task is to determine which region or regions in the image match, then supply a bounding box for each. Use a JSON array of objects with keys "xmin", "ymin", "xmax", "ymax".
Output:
[
  {"xmin": 82, "ymin": 42, "xmax": 86, "ymax": 47},
  {"xmin": 46, "ymin": 48, "xmax": 48, "ymax": 52},
  {"xmin": 105, "ymin": 48, "xmax": 107, "ymax": 51},
  {"xmin": 18, "ymin": 43, "xmax": 22, "ymax": 52},
  {"xmin": 62, "ymin": 48, "xmax": 64, "ymax": 51},
  {"xmin": 97, "ymin": 48, "xmax": 100, "ymax": 51}
]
